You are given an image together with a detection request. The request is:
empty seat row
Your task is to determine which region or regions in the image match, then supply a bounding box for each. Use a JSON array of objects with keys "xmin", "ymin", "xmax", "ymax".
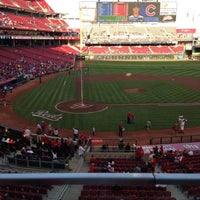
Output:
[
  {"xmin": 87, "ymin": 45, "xmax": 184, "ymax": 55},
  {"xmin": 0, "ymin": 0, "xmax": 55, "ymax": 14}
]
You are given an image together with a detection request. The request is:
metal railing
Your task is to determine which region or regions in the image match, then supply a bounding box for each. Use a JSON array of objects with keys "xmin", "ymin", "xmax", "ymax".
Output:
[
  {"xmin": 7, "ymin": 156, "xmax": 66, "ymax": 170},
  {"xmin": 149, "ymin": 134, "xmax": 200, "ymax": 145},
  {"xmin": 0, "ymin": 173, "xmax": 199, "ymax": 186},
  {"xmin": 90, "ymin": 138, "xmax": 138, "ymax": 152}
]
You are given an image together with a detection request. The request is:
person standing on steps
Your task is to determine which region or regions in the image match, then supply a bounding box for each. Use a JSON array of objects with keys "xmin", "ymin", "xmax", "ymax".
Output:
[{"xmin": 73, "ymin": 127, "xmax": 79, "ymax": 140}]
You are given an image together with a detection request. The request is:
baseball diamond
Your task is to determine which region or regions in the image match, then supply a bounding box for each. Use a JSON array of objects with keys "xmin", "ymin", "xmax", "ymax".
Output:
[
  {"xmin": 1, "ymin": 0, "xmax": 200, "ymax": 199},
  {"xmin": 1, "ymin": 61, "xmax": 200, "ymax": 145}
]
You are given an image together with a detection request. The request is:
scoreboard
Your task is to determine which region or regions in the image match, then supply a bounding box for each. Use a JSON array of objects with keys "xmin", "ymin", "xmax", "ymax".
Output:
[{"xmin": 80, "ymin": 1, "xmax": 177, "ymax": 22}]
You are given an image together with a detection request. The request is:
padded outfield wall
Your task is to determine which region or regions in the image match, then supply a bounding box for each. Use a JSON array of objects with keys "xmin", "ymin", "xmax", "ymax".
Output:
[{"xmin": 87, "ymin": 53, "xmax": 185, "ymax": 61}]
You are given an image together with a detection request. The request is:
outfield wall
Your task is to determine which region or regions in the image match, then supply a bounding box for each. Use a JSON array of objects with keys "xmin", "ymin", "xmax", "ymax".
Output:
[{"xmin": 88, "ymin": 54, "xmax": 185, "ymax": 61}]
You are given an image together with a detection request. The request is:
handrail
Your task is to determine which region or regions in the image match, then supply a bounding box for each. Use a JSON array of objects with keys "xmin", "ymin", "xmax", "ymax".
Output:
[
  {"xmin": 0, "ymin": 173, "xmax": 199, "ymax": 186},
  {"xmin": 90, "ymin": 138, "xmax": 138, "ymax": 152},
  {"xmin": 149, "ymin": 134, "xmax": 200, "ymax": 145},
  {"xmin": 7, "ymin": 155, "xmax": 66, "ymax": 170}
]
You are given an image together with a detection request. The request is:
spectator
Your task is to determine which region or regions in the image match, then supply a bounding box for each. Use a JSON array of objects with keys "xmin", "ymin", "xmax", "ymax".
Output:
[
  {"xmin": 151, "ymin": 155, "xmax": 157, "ymax": 173},
  {"xmin": 41, "ymin": 121, "xmax": 46, "ymax": 133},
  {"xmin": 118, "ymin": 138, "xmax": 124, "ymax": 150},
  {"xmin": 107, "ymin": 160, "xmax": 115, "ymax": 167},
  {"xmin": 90, "ymin": 154, "xmax": 96, "ymax": 164},
  {"xmin": 179, "ymin": 153, "xmax": 186, "ymax": 169},
  {"xmin": 148, "ymin": 151, "xmax": 154, "ymax": 168},
  {"xmin": 132, "ymin": 143, "xmax": 137, "ymax": 151},
  {"xmin": 101, "ymin": 143, "xmax": 109, "ymax": 152},
  {"xmin": 73, "ymin": 127, "xmax": 79, "ymax": 140},
  {"xmin": 80, "ymin": 134, "xmax": 87, "ymax": 145},
  {"xmin": 36, "ymin": 123, "xmax": 42, "ymax": 133},
  {"xmin": 124, "ymin": 143, "xmax": 131, "ymax": 152},
  {"xmin": 42, "ymin": 134, "xmax": 49, "ymax": 145},
  {"xmin": 53, "ymin": 128, "xmax": 59, "ymax": 137},
  {"xmin": 101, "ymin": 164, "xmax": 109, "ymax": 172},
  {"xmin": 107, "ymin": 163, "xmax": 115, "ymax": 172},
  {"xmin": 153, "ymin": 145, "xmax": 159, "ymax": 157},
  {"xmin": 89, "ymin": 163, "xmax": 95, "ymax": 172},
  {"xmin": 78, "ymin": 144, "xmax": 85, "ymax": 157},
  {"xmin": 135, "ymin": 146, "xmax": 144, "ymax": 161},
  {"xmin": 187, "ymin": 150, "xmax": 194, "ymax": 156},
  {"xmin": 51, "ymin": 150, "xmax": 57, "ymax": 160},
  {"xmin": 159, "ymin": 145, "xmax": 164, "ymax": 156},
  {"xmin": 48, "ymin": 124, "xmax": 53, "ymax": 135},
  {"xmin": 118, "ymin": 121, "xmax": 123, "ymax": 137},
  {"xmin": 133, "ymin": 164, "xmax": 141, "ymax": 173},
  {"xmin": 21, "ymin": 147, "xmax": 27, "ymax": 155},
  {"xmin": 186, "ymin": 162, "xmax": 194, "ymax": 173}
]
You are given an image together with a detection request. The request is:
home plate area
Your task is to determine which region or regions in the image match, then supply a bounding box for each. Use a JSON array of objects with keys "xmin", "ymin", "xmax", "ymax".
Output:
[
  {"xmin": 55, "ymin": 100, "xmax": 108, "ymax": 114},
  {"xmin": 70, "ymin": 102, "xmax": 93, "ymax": 109}
]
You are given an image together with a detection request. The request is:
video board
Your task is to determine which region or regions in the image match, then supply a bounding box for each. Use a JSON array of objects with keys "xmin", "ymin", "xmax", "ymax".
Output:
[{"xmin": 80, "ymin": 1, "xmax": 176, "ymax": 22}]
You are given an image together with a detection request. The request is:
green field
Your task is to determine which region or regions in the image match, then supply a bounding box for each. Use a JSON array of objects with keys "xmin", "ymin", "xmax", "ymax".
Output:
[{"xmin": 13, "ymin": 61, "xmax": 200, "ymax": 133}]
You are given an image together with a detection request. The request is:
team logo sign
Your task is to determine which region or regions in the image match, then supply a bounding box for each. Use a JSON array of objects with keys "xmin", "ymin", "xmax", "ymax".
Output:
[{"xmin": 31, "ymin": 110, "xmax": 62, "ymax": 121}]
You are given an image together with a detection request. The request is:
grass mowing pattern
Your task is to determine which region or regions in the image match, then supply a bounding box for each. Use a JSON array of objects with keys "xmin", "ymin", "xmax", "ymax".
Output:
[
  {"xmin": 84, "ymin": 80, "xmax": 200, "ymax": 104},
  {"xmin": 87, "ymin": 61, "xmax": 200, "ymax": 78},
  {"xmin": 12, "ymin": 61, "xmax": 200, "ymax": 132}
]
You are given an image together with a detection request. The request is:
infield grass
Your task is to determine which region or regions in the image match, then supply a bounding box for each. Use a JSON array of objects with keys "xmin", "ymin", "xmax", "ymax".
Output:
[{"xmin": 13, "ymin": 61, "xmax": 200, "ymax": 133}]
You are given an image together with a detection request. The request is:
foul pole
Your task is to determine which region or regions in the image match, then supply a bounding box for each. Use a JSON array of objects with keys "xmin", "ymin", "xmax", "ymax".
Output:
[{"xmin": 79, "ymin": 2, "xmax": 84, "ymax": 106}]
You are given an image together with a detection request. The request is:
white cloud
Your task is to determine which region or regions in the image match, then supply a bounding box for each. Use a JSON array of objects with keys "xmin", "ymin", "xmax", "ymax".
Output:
[{"xmin": 46, "ymin": 0, "xmax": 80, "ymax": 17}]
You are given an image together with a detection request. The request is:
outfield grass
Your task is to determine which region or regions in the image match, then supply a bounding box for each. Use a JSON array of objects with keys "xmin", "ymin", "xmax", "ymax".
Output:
[{"xmin": 13, "ymin": 61, "xmax": 200, "ymax": 133}]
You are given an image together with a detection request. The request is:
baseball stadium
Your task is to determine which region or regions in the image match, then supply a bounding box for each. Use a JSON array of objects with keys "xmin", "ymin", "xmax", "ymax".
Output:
[{"xmin": 0, "ymin": 0, "xmax": 200, "ymax": 200}]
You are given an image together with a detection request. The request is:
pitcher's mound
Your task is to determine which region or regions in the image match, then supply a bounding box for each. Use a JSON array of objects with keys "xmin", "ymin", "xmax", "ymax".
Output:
[{"xmin": 56, "ymin": 100, "xmax": 108, "ymax": 114}]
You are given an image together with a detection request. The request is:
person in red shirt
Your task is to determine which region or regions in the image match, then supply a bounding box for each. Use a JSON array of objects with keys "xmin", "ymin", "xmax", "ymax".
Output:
[
  {"xmin": 80, "ymin": 134, "xmax": 87, "ymax": 145},
  {"xmin": 131, "ymin": 112, "xmax": 136, "ymax": 124},
  {"xmin": 136, "ymin": 146, "xmax": 144, "ymax": 161},
  {"xmin": 127, "ymin": 112, "xmax": 131, "ymax": 124},
  {"xmin": 172, "ymin": 123, "xmax": 179, "ymax": 134},
  {"xmin": 186, "ymin": 162, "xmax": 194, "ymax": 173},
  {"xmin": 42, "ymin": 134, "xmax": 49, "ymax": 145},
  {"xmin": 41, "ymin": 121, "xmax": 46, "ymax": 133},
  {"xmin": 118, "ymin": 121, "xmax": 123, "ymax": 137},
  {"xmin": 89, "ymin": 163, "xmax": 95, "ymax": 172},
  {"xmin": 90, "ymin": 154, "xmax": 96, "ymax": 164}
]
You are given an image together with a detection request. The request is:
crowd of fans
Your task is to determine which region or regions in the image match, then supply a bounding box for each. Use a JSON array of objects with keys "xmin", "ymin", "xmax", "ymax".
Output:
[
  {"xmin": 0, "ymin": 47, "xmax": 75, "ymax": 107},
  {"xmin": 0, "ymin": 119, "xmax": 90, "ymax": 170}
]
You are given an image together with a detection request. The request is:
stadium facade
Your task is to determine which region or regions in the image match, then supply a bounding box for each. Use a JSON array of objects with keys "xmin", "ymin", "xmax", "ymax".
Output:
[{"xmin": 0, "ymin": 0, "xmax": 200, "ymax": 62}]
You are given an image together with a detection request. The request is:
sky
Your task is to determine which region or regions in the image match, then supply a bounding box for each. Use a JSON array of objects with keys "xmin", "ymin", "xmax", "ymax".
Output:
[{"xmin": 46, "ymin": 0, "xmax": 80, "ymax": 18}]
